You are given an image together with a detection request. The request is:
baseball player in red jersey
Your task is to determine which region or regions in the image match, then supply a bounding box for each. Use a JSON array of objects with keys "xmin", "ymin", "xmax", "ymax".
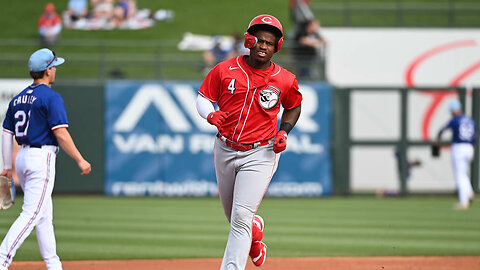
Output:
[{"xmin": 196, "ymin": 14, "xmax": 302, "ymax": 269}]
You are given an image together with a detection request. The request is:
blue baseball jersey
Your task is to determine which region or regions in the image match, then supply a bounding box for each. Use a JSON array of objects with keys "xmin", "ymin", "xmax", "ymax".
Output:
[
  {"xmin": 440, "ymin": 115, "xmax": 477, "ymax": 144},
  {"xmin": 2, "ymin": 83, "xmax": 69, "ymax": 146}
]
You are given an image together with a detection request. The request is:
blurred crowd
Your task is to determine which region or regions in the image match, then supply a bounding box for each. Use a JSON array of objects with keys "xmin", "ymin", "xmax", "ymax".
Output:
[
  {"xmin": 38, "ymin": 1, "xmax": 174, "ymax": 45},
  {"xmin": 38, "ymin": 0, "xmax": 327, "ymax": 81},
  {"xmin": 202, "ymin": 33, "xmax": 250, "ymax": 75}
]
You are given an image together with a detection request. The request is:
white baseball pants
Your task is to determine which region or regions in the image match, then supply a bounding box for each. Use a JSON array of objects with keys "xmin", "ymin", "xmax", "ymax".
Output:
[
  {"xmin": 451, "ymin": 143, "xmax": 474, "ymax": 205},
  {"xmin": 0, "ymin": 146, "xmax": 62, "ymax": 270},
  {"xmin": 214, "ymin": 137, "xmax": 279, "ymax": 270}
]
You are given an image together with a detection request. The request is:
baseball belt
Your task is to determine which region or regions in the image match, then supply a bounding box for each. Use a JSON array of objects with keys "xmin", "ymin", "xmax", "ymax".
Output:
[
  {"xmin": 217, "ymin": 133, "xmax": 272, "ymax": 151},
  {"xmin": 22, "ymin": 144, "xmax": 59, "ymax": 154}
]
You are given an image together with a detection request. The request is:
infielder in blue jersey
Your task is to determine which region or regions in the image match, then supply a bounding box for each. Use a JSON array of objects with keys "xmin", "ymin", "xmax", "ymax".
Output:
[
  {"xmin": 0, "ymin": 48, "xmax": 91, "ymax": 270},
  {"xmin": 435, "ymin": 99, "xmax": 477, "ymax": 210}
]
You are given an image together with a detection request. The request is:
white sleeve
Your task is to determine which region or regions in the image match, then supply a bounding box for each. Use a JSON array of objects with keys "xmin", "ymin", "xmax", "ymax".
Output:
[
  {"xmin": 196, "ymin": 94, "xmax": 215, "ymax": 120},
  {"xmin": 2, "ymin": 131, "xmax": 13, "ymax": 170}
]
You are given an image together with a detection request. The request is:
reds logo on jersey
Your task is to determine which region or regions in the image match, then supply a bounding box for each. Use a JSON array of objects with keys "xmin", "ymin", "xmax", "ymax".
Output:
[{"xmin": 258, "ymin": 85, "xmax": 280, "ymax": 109}]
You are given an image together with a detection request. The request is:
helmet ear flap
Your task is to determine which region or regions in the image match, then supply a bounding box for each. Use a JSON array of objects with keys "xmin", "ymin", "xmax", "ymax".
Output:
[
  {"xmin": 276, "ymin": 37, "xmax": 283, "ymax": 52},
  {"xmin": 244, "ymin": 32, "xmax": 257, "ymax": 49},
  {"xmin": 244, "ymin": 31, "xmax": 284, "ymax": 52}
]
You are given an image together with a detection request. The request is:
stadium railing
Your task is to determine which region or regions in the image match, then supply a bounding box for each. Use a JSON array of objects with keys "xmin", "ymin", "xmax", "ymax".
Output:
[
  {"xmin": 0, "ymin": 38, "xmax": 326, "ymax": 81},
  {"xmin": 311, "ymin": 1, "xmax": 480, "ymax": 27}
]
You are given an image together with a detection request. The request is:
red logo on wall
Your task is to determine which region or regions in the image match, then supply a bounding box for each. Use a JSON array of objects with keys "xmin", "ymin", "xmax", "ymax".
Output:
[{"xmin": 405, "ymin": 40, "xmax": 480, "ymax": 140}]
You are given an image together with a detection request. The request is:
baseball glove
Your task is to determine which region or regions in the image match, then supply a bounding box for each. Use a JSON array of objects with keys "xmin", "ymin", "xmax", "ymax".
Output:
[
  {"xmin": 0, "ymin": 176, "xmax": 15, "ymax": 210},
  {"xmin": 431, "ymin": 144, "xmax": 440, "ymax": 158}
]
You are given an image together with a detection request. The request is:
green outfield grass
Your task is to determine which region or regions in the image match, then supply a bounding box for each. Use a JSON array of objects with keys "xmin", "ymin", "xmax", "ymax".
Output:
[{"xmin": 0, "ymin": 196, "xmax": 479, "ymax": 261}]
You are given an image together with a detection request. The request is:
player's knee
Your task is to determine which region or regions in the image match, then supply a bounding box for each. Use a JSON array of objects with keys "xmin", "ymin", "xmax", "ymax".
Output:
[
  {"xmin": 230, "ymin": 206, "xmax": 254, "ymax": 234},
  {"xmin": 231, "ymin": 206, "xmax": 253, "ymax": 223}
]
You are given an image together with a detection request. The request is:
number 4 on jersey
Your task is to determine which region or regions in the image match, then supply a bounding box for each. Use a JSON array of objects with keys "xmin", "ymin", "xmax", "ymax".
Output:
[{"xmin": 228, "ymin": 79, "xmax": 236, "ymax": 94}]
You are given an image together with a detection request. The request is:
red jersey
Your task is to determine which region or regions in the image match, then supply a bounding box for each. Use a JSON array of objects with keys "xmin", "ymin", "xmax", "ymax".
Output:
[
  {"xmin": 38, "ymin": 13, "xmax": 61, "ymax": 29},
  {"xmin": 199, "ymin": 55, "xmax": 302, "ymax": 144}
]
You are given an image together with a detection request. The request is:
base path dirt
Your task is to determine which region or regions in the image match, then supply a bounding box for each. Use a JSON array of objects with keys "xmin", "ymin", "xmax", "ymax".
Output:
[{"xmin": 9, "ymin": 256, "xmax": 480, "ymax": 270}]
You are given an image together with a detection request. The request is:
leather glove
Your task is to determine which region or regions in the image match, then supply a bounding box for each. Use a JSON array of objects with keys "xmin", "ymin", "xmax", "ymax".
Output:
[
  {"xmin": 0, "ymin": 176, "xmax": 15, "ymax": 210},
  {"xmin": 273, "ymin": 130, "xmax": 288, "ymax": 153},
  {"xmin": 207, "ymin": 111, "xmax": 228, "ymax": 129},
  {"xmin": 431, "ymin": 143, "xmax": 440, "ymax": 157}
]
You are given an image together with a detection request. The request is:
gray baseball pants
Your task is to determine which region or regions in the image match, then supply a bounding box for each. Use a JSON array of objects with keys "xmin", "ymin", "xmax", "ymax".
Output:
[{"xmin": 214, "ymin": 137, "xmax": 280, "ymax": 270}]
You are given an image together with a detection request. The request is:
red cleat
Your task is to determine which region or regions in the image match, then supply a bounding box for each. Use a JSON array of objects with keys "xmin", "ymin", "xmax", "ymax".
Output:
[
  {"xmin": 249, "ymin": 241, "xmax": 267, "ymax": 266},
  {"xmin": 252, "ymin": 215, "xmax": 264, "ymax": 242}
]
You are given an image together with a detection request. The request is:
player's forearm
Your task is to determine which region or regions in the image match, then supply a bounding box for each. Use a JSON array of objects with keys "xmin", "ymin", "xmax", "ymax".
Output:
[
  {"xmin": 53, "ymin": 128, "xmax": 85, "ymax": 163},
  {"xmin": 2, "ymin": 131, "xmax": 13, "ymax": 170},
  {"xmin": 279, "ymin": 105, "xmax": 301, "ymax": 134},
  {"xmin": 436, "ymin": 128, "xmax": 446, "ymax": 142},
  {"xmin": 196, "ymin": 94, "xmax": 215, "ymax": 119}
]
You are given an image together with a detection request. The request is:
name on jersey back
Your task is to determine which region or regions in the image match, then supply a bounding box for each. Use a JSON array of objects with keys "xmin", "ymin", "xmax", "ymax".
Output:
[{"xmin": 13, "ymin": 95, "xmax": 37, "ymax": 106}]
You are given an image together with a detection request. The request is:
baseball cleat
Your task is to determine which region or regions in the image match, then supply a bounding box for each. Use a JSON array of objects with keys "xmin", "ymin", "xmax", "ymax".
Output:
[
  {"xmin": 249, "ymin": 241, "xmax": 267, "ymax": 266},
  {"xmin": 468, "ymin": 192, "xmax": 475, "ymax": 205},
  {"xmin": 454, "ymin": 202, "xmax": 469, "ymax": 210},
  {"xmin": 252, "ymin": 215, "xmax": 264, "ymax": 242}
]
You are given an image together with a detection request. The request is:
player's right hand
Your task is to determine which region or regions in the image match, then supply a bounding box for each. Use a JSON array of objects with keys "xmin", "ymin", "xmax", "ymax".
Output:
[
  {"xmin": 78, "ymin": 159, "xmax": 92, "ymax": 175},
  {"xmin": 207, "ymin": 111, "xmax": 228, "ymax": 129}
]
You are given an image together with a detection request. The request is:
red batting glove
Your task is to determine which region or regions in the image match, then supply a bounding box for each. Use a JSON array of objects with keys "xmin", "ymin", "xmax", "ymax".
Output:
[
  {"xmin": 273, "ymin": 130, "xmax": 288, "ymax": 153},
  {"xmin": 207, "ymin": 111, "xmax": 228, "ymax": 129}
]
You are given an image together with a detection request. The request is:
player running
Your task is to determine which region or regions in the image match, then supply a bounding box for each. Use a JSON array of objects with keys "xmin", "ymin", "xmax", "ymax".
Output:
[
  {"xmin": 196, "ymin": 14, "xmax": 302, "ymax": 269},
  {"xmin": 0, "ymin": 48, "xmax": 91, "ymax": 270}
]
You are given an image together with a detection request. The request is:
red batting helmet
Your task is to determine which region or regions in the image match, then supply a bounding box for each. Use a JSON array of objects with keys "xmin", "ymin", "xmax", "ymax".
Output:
[{"xmin": 244, "ymin": 14, "xmax": 284, "ymax": 52}]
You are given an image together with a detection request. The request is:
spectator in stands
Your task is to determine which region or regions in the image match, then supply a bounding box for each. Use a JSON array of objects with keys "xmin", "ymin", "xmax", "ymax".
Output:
[
  {"xmin": 292, "ymin": 19, "xmax": 327, "ymax": 80},
  {"xmin": 230, "ymin": 32, "xmax": 250, "ymax": 57},
  {"xmin": 203, "ymin": 36, "xmax": 232, "ymax": 75},
  {"xmin": 63, "ymin": 0, "xmax": 89, "ymax": 29},
  {"xmin": 90, "ymin": 0, "xmax": 115, "ymax": 29},
  {"xmin": 38, "ymin": 3, "xmax": 62, "ymax": 46},
  {"xmin": 289, "ymin": 0, "xmax": 314, "ymax": 26},
  {"xmin": 110, "ymin": 0, "xmax": 137, "ymax": 28},
  {"xmin": 203, "ymin": 33, "xmax": 250, "ymax": 75}
]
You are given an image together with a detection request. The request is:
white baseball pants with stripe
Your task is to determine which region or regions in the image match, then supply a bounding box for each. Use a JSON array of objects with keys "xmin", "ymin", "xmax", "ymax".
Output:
[
  {"xmin": 0, "ymin": 146, "xmax": 62, "ymax": 270},
  {"xmin": 451, "ymin": 143, "xmax": 474, "ymax": 205},
  {"xmin": 214, "ymin": 137, "xmax": 279, "ymax": 270}
]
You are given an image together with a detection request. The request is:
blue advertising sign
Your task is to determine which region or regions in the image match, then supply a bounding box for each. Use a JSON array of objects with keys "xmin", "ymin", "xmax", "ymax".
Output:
[{"xmin": 105, "ymin": 81, "xmax": 331, "ymax": 196}]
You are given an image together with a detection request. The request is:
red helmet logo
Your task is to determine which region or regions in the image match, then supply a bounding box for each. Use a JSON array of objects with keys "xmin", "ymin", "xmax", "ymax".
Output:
[{"xmin": 261, "ymin": 16, "xmax": 273, "ymax": 24}]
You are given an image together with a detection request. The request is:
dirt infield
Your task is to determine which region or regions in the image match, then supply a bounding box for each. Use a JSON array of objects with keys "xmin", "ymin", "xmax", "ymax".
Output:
[{"xmin": 9, "ymin": 256, "xmax": 480, "ymax": 270}]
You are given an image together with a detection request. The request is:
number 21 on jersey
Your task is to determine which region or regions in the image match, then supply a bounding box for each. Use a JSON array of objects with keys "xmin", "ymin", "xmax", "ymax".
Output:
[{"xmin": 15, "ymin": 110, "xmax": 30, "ymax": 137}]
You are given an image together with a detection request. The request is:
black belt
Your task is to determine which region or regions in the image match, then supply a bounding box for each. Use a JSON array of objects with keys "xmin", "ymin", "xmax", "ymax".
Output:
[{"xmin": 30, "ymin": 145, "xmax": 41, "ymax": 148}]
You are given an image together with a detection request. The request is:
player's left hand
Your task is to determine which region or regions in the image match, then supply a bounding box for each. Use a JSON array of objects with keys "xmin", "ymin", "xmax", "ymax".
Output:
[
  {"xmin": 273, "ymin": 130, "xmax": 288, "ymax": 153},
  {"xmin": 77, "ymin": 159, "xmax": 92, "ymax": 175},
  {"xmin": 1, "ymin": 169, "xmax": 12, "ymax": 179}
]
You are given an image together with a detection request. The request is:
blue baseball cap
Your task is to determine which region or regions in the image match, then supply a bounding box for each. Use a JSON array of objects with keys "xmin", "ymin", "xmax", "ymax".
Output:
[
  {"xmin": 28, "ymin": 48, "xmax": 65, "ymax": 72},
  {"xmin": 449, "ymin": 99, "xmax": 462, "ymax": 112}
]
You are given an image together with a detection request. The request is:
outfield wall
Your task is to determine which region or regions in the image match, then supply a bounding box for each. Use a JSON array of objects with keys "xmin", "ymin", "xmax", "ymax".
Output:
[
  {"xmin": 322, "ymin": 28, "xmax": 480, "ymax": 194},
  {"xmin": 0, "ymin": 79, "xmax": 332, "ymax": 196},
  {"xmin": 104, "ymin": 81, "xmax": 332, "ymax": 197}
]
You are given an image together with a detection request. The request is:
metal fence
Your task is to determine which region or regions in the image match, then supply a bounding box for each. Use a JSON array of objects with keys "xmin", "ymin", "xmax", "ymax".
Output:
[
  {"xmin": 311, "ymin": 1, "xmax": 480, "ymax": 27},
  {"xmin": 0, "ymin": 38, "xmax": 327, "ymax": 81},
  {"xmin": 332, "ymin": 87, "xmax": 480, "ymax": 195}
]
